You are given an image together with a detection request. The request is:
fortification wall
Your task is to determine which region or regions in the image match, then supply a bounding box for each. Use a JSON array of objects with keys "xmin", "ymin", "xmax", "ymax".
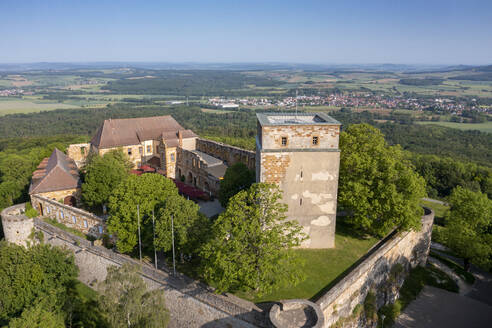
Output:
[
  {"xmin": 315, "ymin": 208, "xmax": 434, "ymax": 328},
  {"xmin": 67, "ymin": 143, "xmax": 90, "ymax": 168},
  {"xmin": 31, "ymin": 195, "xmax": 106, "ymax": 237},
  {"xmin": 196, "ymin": 138, "xmax": 256, "ymax": 171},
  {"xmin": 1, "ymin": 203, "xmax": 265, "ymax": 328},
  {"xmin": 2, "ymin": 203, "xmax": 434, "ymax": 328}
]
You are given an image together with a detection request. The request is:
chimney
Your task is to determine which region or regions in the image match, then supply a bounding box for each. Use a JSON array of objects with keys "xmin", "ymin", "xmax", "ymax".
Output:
[{"xmin": 178, "ymin": 130, "xmax": 183, "ymax": 148}]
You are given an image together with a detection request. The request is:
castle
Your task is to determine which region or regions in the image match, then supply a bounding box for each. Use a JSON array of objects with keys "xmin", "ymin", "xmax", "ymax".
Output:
[{"xmin": 32, "ymin": 113, "xmax": 341, "ymax": 248}]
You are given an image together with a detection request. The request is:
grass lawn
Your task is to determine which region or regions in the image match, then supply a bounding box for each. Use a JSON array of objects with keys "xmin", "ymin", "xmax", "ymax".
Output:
[
  {"xmin": 43, "ymin": 217, "xmax": 91, "ymax": 240},
  {"xmin": 420, "ymin": 200, "xmax": 449, "ymax": 220},
  {"xmin": 74, "ymin": 280, "xmax": 98, "ymax": 300},
  {"xmin": 235, "ymin": 224, "xmax": 378, "ymax": 303},
  {"xmin": 416, "ymin": 121, "xmax": 492, "ymax": 134}
]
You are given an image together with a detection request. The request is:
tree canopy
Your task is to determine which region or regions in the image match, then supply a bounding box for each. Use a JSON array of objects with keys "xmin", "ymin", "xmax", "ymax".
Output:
[
  {"xmin": 218, "ymin": 162, "xmax": 256, "ymax": 207},
  {"xmin": 338, "ymin": 124, "xmax": 426, "ymax": 237},
  {"xmin": 107, "ymin": 174, "xmax": 180, "ymax": 253},
  {"xmin": 82, "ymin": 149, "xmax": 132, "ymax": 211},
  {"xmin": 201, "ymin": 183, "xmax": 306, "ymax": 295},
  {"xmin": 442, "ymin": 186, "xmax": 492, "ymax": 271},
  {"xmin": 98, "ymin": 264, "xmax": 169, "ymax": 328}
]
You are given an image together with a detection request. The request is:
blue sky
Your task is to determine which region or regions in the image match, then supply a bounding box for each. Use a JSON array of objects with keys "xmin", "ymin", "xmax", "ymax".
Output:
[{"xmin": 1, "ymin": 0, "xmax": 491, "ymax": 64}]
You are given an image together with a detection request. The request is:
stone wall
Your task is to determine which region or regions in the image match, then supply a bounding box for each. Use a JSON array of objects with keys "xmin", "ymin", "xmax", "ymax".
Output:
[
  {"xmin": 67, "ymin": 143, "xmax": 90, "ymax": 168},
  {"xmin": 30, "ymin": 195, "xmax": 106, "ymax": 237},
  {"xmin": 177, "ymin": 148, "xmax": 221, "ymax": 196},
  {"xmin": 1, "ymin": 203, "xmax": 265, "ymax": 328},
  {"xmin": 36, "ymin": 188, "xmax": 81, "ymax": 206},
  {"xmin": 196, "ymin": 138, "xmax": 256, "ymax": 170},
  {"xmin": 315, "ymin": 208, "xmax": 434, "ymax": 328}
]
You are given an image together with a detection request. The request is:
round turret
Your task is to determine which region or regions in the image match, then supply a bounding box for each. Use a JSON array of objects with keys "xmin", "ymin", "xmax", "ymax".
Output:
[{"xmin": 1, "ymin": 203, "xmax": 34, "ymax": 247}]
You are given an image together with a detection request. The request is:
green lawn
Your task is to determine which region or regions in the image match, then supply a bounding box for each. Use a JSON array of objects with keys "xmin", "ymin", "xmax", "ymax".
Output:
[
  {"xmin": 420, "ymin": 200, "xmax": 449, "ymax": 219},
  {"xmin": 416, "ymin": 121, "xmax": 492, "ymax": 134},
  {"xmin": 236, "ymin": 224, "xmax": 378, "ymax": 303}
]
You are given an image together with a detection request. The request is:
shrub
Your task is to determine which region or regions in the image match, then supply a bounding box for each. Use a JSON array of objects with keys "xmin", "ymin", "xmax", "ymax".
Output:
[{"xmin": 24, "ymin": 203, "xmax": 39, "ymax": 218}]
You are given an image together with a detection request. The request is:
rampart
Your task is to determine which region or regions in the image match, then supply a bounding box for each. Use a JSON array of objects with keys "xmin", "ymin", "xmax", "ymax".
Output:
[
  {"xmin": 196, "ymin": 138, "xmax": 256, "ymax": 170},
  {"xmin": 1, "ymin": 203, "xmax": 265, "ymax": 328},
  {"xmin": 1, "ymin": 203, "xmax": 434, "ymax": 328},
  {"xmin": 31, "ymin": 194, "xmax": 106, "ymax": 237},
  {"xmin": 315, "ymin": 208, "xmax": 434, "ymax": 327}
]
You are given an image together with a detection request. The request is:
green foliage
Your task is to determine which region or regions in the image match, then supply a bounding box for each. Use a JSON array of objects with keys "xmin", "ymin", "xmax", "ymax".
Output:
[
  {"xmin": 200, "ymin": 183, "xmax": 307, "ymax": 295},
  {"xmin": 338, "ymin": 124, "xmax": 426, "ymax": 237},
  {"xmin": 378, "ymin": 301, "xmax": 402, "ymax": 327},
  {"xmin": 6, "ymin": 300, "xmax": 65, "ymax": 328},
  {"xmin": 0, "ymin": 241, "xmax": 79, "ymax": 325},
  {"xmin": 218, "ymin": 162, "xmax": 255, "ymax": 207},
  {"xmin": 98, "ymin": 264, "xmax": 169, "ymax": 328},
  {"xmin": 82, "ymin": 149, "xmax": 131, "ymax": 211},
  {"xmin": 154, "ymin": 194, "xmax": 210, "ymax": 257},
  {"xmin": 429, "ymin": 251, "xmax": 475, "ymax": 284},
  {"xmin": 442, "ymin": 186, "xmax": 492, "ymax": 270},
  {"xmin": 43, "ymin": 217, "xmax": 88, "ymax": 240},
  {"xmin": 24, "ymin": 202, "xmax": 39, "ymax": 218},
  {"xmin": 412, "ymin": 154, "xmax": 492, "ymax": 198},
  {"xmin": 364, "ymin": 291, "xmax": 378, "ymax": 322},
  {"xmin": 0, "ymin": 135, "xmax": 87, "ymax": 211},
  {"xmin": 107, "ymin": 174, "xmax": 179, "ymax": 253}
]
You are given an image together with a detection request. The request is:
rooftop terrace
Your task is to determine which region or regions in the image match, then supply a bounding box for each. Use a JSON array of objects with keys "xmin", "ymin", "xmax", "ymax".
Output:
[{"xmin": 256, "ymin": 112, "xmax": 341, "ymax": 126}]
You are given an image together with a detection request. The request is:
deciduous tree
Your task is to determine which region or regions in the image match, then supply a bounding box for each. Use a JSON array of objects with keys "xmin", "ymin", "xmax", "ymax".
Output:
[
  {"xmin": 98, "ymin": 264, "xmax": 168, "ymax": 328},
  {"xmin": 218, "ymin": 162, "xmax": 255, "ymax": 207},
  {"xmin": 107, "ymin": 174, "xmax": 179, "ymax": 253},
  {"xmin": 82, "ymin": 149, "xmax": 131, "ymax": 211},
  {"xmin": 338, "ymin": 124, "xmax": 426, "ymax": 237},
  {"xmin": 201, "ymin": 183, "xmax": 306, "ymax": 295},
  {"xmin": 443, "ymin": 186, "xmax": 492, "ymax": 271}
]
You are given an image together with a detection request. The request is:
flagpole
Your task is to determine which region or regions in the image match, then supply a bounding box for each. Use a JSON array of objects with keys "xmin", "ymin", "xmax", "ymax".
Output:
[
  {"xmin": 171, "ymin": 214, "xmax": 176, "ymax": 276},
  {"xmin": 152, "ymin": 208, "xmax": 157, "ymax": 270},
  {"xmin": 137, "ymin": 204, "xmax": 142, "ymax": 262}
]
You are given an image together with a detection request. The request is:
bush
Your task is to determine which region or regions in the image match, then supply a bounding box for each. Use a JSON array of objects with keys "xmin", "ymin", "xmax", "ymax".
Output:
[{"xmin": 24, "ymin": 203, "xmax": 39, "ymax": 218}]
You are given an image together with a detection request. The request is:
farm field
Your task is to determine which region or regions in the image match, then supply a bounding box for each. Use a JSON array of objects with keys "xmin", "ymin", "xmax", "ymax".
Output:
[
  {"xmin": 416, "ymin": 121, "xmax": 492, "ymax": 133},
  {"xmin": 0, "ymin": 98, "xmax": 80, "ymax": 115}
]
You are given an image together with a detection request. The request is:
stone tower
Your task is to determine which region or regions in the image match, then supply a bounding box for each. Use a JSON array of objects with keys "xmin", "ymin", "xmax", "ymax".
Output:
[{"xmin": 256, "ymin": 113, "xmax": 341, "ymax": 248}]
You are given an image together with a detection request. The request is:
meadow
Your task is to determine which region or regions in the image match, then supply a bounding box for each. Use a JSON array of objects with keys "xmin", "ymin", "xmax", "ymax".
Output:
[{"xmin": 416, "ymin": 121, "xmax": 492, "ymax": 133}]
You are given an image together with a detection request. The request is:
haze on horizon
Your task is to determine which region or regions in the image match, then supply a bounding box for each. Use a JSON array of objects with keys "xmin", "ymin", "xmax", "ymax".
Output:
[{"xmin": 1, "ymin": 0, "xmax": 491, "ymax": 65}]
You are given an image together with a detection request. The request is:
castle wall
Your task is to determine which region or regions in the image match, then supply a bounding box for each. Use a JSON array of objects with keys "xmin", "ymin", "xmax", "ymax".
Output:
[
  {"xmin": 315, "ymin": 209, "xmax": 434, "ymax": 328},
  {"xmin": 67, "ymin": 143, "xmax": 90, "ymax": 168},
  {"xmin": 2, "ymin": 203, "xmax": 434, "ymax": 328},
  {"xmin": 36, "ymin": 188, "xmax": 81, "ymax": 205},
  {"xmin": 260, "ymin": 125, "xmax": 339, "ymax": 150},
  {"xmin": 1, "ymin": 203, "xmax": 265, "ymax": 328},
  {"xmin": 260, "ymin": 151, "xmax": 340, "ymax": 248},
  {"xmin": 30, "ymin": 195, "xmax": 106, "ymax": 237},
  {"xmin": 196, "ymin": 138, "xmax": 256, "ymax": 170},
  {"xmin": 177, "ymin": 148, "xmax": 221, "ymax": 196}
]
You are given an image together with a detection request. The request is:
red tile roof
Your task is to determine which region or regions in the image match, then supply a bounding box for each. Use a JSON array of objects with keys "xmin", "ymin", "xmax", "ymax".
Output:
[{"xmin": 29, "ymin": 149, "xmax": 81, "ymax": 194}]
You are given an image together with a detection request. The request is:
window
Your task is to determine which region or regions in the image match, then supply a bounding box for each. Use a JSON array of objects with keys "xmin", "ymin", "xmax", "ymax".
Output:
[
  {"xmin": 313, "ymin": 136, "xmax": 319, "ymax": 145},
  {"xmin": 83, "ymin": 220, "xmax": 88, "ymax": 228},
  {"xmin": 156, "ymin": 146, "xmax": 159, "ymax": 153},
  {"xmin": 128, "ymin": 148, "xmax": 132, "ymax": 155},
  {"xmin": 80, "ymin": 146, "xmax": 86, "ymax": 155},
  {"xmin": 98, "ymin": 226, "xmax": 103, "ymax": 234},
  {"xmin": 72, "ymin": 216, "xmax": 76, "ymax": 224},
  {"xmin": 300, "ymin": 198, "xmax": 303, "ymax": 206},
  {"xmin": 139, "ymin": 147, "xmax": 143, "ymax": 154},
  {"xmin": 171, "ymin": 153, "xmax": 175, "ymax": 162},
  {"xmin": 281, "ymin": 137, "xmax": 288, "ymax": 146},
  {"xmin": 60, "ymin": 211, "xmax": 64, "ymax": 219},
  {"xmin": 147, "ymin": 145, "xmax": 151, "ymax": 153},
  {"xmin": 47, "ymin": 206, "xmax": 51, "ymax": 214}
]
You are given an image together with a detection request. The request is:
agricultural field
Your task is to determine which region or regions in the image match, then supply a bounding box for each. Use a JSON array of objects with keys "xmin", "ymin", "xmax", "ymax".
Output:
[
  {"xmin": 416, "ymin": 121, "xmax": 492, "ymax": 133},
  {"xmin": 0, "ymin": 98, "xmax": 80, "ymax": 115}
]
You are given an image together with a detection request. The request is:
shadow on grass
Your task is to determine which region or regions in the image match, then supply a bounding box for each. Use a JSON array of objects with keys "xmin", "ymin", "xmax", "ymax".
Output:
[{"xmin": 310, "ymin": 227, "xmax": 399, "ymax": 302}]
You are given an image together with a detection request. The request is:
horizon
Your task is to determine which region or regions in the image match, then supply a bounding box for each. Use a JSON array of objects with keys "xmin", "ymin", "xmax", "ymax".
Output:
[{"xmin": 1, "ymin": 0, "xmax": 491, "ymax": 65}]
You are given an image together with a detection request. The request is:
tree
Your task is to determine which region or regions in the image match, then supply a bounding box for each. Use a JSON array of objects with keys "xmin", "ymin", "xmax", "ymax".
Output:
[
  {"xmin": 200, "ymin": 183, "xmax": 306, "ymax": 295},
  {"xmin": 218, "ymin": 162, "xmax": 255, "ymax": 207},
  {"xmin": 82, "ymin": 150, "xmax": 131, "ymax": 212},
  {"xmin": 0, "ymin": 242, "xmax": 78, "ymax": 325},
  {"xmin": 338, "ymin": 124, "xmax": 426, "ymax": 237},
  {"xmin": 107, "ymin": 174, "xmax": 179, "ymax": 253},
  {"xmin": 98, "ymin": 264, "xmax": 169, "ymax": 328},
  {"xmin": 154, "ymin": 194, "xmax": 210, "ymax": 259},
  {"xmin": 7, "ymin": 301, "xmax": 65, "ymax": 328},
  {"xmin": 443, "ymin": 186, "xmax": 492, "ymax": 271}
]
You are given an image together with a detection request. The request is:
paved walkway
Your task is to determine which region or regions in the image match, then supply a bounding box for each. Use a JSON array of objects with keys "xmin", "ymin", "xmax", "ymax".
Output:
[
  {"xmin": 197, "ymin": 199, "xmax": 224, "ymax": 218},
  {"xmin": 395, "ymin": 245, "xmax": 492, "ymax": 327},
  {"xmin": 394, "ymin": 286, "xmax": 492, "ymax": 328}
]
